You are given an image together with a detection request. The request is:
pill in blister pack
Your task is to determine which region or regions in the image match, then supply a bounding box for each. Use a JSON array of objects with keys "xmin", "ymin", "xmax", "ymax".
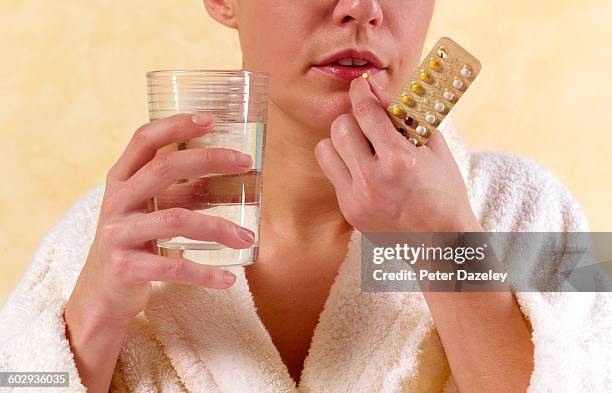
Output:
[{"xmin": 386, "ymin": 37, "xmax": 481, "ymax": 146}]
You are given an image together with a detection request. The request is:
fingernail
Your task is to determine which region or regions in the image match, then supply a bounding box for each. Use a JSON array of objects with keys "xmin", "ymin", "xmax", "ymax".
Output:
[
  {"xmin": 234, "ymin": 153, "xmax": 252, "ymax": 167},
  {"xmin": 237, "ymin": 227, "xmax": 255, "ymax": 243},
  {"xmin": 192, "ymin": 114, "xmax": 213, "ymax": 126},
  {"xmin": 223, "ymin": 270, "xmax": 236, "ymax": 284}
]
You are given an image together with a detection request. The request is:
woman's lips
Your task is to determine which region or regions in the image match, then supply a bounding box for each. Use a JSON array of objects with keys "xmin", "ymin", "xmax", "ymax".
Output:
[{"xmin": 312, "ymin": 64, "xmax": 384, "ymax": 81}]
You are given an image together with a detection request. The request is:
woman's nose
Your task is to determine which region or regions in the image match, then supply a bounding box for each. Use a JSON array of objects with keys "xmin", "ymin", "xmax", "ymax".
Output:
[{"xmin": 332, "ymin": 0, "xmax": 383, "ymax": 28}]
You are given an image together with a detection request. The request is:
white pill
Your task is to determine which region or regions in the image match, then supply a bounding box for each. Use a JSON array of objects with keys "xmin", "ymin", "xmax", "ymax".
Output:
[
  {"xmin": 416, "ymin": 125, "xmax": 428, "ymax": 136},
  {"xmin": 460, "ymin": 67, "xmax": 472, "ymax": 78},
  {"xmin": 434, "ymin": 102, "xmax": 446, "ymax": 113},
  {"xmin": 453, "ymin": 79, "xmax": 464, "ymax": 90},
  {"xmin": 408, "ymin": 137, "xmax": 418, "ymax": 146},
  {"xmin": 443, "ymin": 91, "xmax": 455, "ymax": 101},
  {"xmin": 425, "ymin": 114, "xmax": 437, "ymax": 124}
]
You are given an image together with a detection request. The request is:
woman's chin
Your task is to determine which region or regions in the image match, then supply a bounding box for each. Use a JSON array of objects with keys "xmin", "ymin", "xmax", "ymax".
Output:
[
  {"xmin": 272, "ymin": 84, "xmax": 354, "ymax": 134},
  {"xmin": 304, "ymin": 91, "xmax": 352, "ymax": 121}
]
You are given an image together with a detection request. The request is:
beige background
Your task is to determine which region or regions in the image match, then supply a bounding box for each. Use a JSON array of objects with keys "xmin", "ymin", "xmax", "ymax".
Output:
[{"xmin": 1, "ymin": 1, "xmax": 611, "ymax": 302}]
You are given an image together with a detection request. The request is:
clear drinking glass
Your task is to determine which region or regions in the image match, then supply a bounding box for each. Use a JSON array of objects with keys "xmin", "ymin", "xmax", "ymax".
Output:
[{"xmin": 146, "ymin": 69, "xmax": 269, "ymax": 267}]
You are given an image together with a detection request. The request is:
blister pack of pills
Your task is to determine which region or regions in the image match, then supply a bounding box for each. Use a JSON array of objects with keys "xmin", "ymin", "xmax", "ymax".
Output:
[{"xmin": 385, "ymin": 37, "xmax": 481, "ymax": 146}]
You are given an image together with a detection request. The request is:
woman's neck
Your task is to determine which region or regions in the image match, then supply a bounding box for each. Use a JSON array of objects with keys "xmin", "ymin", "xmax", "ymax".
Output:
[{"xmin": 260, "ymin": 101, "xmax": 352, "ymax": 242}]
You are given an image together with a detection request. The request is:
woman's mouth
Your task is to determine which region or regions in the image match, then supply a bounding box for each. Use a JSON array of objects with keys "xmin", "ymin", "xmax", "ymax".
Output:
[
  {"xmin": 313, "ymin": 58, "xmax": 384, "ymax": 81},
  {"xmin": 312, "ymin": 49, "xmax": 386, "ymax": 81}
]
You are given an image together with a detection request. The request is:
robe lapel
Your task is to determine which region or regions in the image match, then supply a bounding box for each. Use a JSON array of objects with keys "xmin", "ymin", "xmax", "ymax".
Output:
[
  {"xmin": 143, "ymin": 117, "xmax": 469, "ymax": 393},
  {"xmin": 144, "ymin": 265, "xmax": 298, "ymax": 393},
  {"xmin": 297, "ymin": 229, "xmax": 454, "ymax": 393}
]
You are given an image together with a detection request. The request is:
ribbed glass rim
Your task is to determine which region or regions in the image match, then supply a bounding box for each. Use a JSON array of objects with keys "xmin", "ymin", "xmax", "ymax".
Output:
[{"xmin": 146, "ymin": 69, "xmax": 269, "ymax": 79}]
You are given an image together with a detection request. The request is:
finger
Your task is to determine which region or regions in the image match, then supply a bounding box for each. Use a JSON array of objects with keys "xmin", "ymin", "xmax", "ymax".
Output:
[
  {"xmin": 363, "ymin": 72, "xmax": 394, "ymax": 108},
  {"xmin": 365, "ymin": 73, "xmax": 421, "ymax": 152},
  {"xmin": 314, "ymin": 138, "xmax": 352, "ymax": 193},
  {"xmin": 152, "ymin": 172, "xmax": 260, "ymax": 211},
  {"xmin": 330, "ymin": 114, "xmax": 375, "ymax": 176},
  {"xmin": 349, "ymin": 77, "xmax": 406, "ymax": 154},
  {"xmin": 108, "ymin": 113, "xmax": 215, "ymax": 184},
  {"xmin": 125, "ymin": 251, "xmax": 237, "ymax": 289},
  {"xmin": 109, "ymin": 208, "xmax": 256, "ymax": 249},
  {"xmin": 424, "ymin": 128, "xmax": 451, "ymax": 156},
  {"xmin": 116, "ymin": 148, "xmax": 252, "ymax": 213}
]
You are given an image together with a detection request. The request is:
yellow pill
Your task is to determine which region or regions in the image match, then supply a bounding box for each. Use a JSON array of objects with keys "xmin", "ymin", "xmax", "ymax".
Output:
[
  {"xmin": 428, "ymin": 58, "xmax": 441, "ymax": 71},
  {"xmin": 361, "ymin": 72, "xmax": 369, "ymax": 79},
  {"xmin": 401, "ymin": 95, "xmax": 414, "ymax": 106},
  {"xmin": 419, "ymin": 70, "xmax": 431, "ymax": 82},
  {"xmin": 391, "ymin": 105, "xmax": 405, "ymax": 117},
  {"xmin": 411, "ymin": 82, "xmax": 424, "ymax": 95}
]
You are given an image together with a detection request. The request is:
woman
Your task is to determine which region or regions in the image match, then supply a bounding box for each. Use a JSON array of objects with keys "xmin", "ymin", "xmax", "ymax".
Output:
[{"xmin": 1, "ymin": 0, "xmax": 609, "ymax": 392}]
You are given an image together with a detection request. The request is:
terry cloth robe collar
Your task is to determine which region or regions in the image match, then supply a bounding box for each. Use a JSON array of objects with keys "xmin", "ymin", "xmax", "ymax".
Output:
[{"xmin": 143, "ymin": 118, "xmax": 469, "ymax": 393}]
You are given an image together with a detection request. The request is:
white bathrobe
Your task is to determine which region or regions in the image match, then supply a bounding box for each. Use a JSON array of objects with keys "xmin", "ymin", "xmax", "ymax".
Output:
[{"xmin": 1, "ymin": 120, "xmax": 610, "ymax": 393}]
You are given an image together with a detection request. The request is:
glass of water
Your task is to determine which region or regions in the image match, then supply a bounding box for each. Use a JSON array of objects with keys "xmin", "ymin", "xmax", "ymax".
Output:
[{"xmin": 146, "ymin": 69, "xmax": 269, "ymax": 267}]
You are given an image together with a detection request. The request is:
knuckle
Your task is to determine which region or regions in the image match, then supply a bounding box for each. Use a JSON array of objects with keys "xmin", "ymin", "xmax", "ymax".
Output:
[
  {"xmin": 100, "ymin": 222, "xmax": 122, "ymax": 243},
  {"xmin": 151, "ymin": 153, "xmax": 173, "ymax": 177},
  {"xmin": 382, "ymin": 154, "xmax": 415, "ymax": 180},
  {"xmin": 385, "ymin": 158, "xmax": 404, "ymax": 177},
  {"xmin": 110, "ymin": 250, "xmax": 136, "ymax": 278},
  {"xmin": 209, "ymin": 217, "xmax": 234, "ymax": 240},
  {"xmin": 431, "ymin": 128, "xmax": 445, "ymax": 143},
  {"xmin": 159, "ymin": 208, "xmax": 186, "ymax": 228},
  {"xmin": 166, "ymin": 259, "xmax": 187, "ymax": 281},
  {"xmin": 222, "ymin": 220, "xmax": 238, "ymax": 238},
  {"xmin": 166, "ymin": 114, "xmax": 188, "ymax": 136},
  {"xmin": 101, "ymin": 192, "xmax": 119, "ymax": 215},
  {"xmin": 132, "ymin": 124, "xmax": 150, "ymax": 146},
  {"xmin": 106, "ymin": 162, "xmax": 120, "ymax": 180},
  {"xmin": 169, "ymin": 113, "xmax": 188, "ymax": 123},
  {"xmin": 216, "ymin": 219, "xmax": 233, "ymax": 237},
  {"xmin": 354, "ymin": 99, "xmax": 375, "ymax": 116},
  {"xmin": 379, "ymin": 165, "xmax": 399, "ymax": 184},
  {"xmin": 201, "ymin": 148, "xmax": 216, "ymax": 166},
  {"xmin": 345, "ymin": 203, "xmax": 368, "ymax": 227},
  {"xmin": 207, "ymin": 216, "xmax": 223, "ymax": 233},
  {"xmin": 200, "ymin": 266, "xmax": 216, "ymax": 285}
]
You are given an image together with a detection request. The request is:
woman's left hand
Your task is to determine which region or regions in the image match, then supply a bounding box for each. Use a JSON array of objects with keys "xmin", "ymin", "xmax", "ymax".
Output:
[{"xmin": 314, "ymin": 75, "xmax": 482, "ymax": 233}]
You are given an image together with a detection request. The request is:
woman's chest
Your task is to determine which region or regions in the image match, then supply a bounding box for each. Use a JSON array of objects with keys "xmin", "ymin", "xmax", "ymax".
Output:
[{"xmin": 244, "ymin": 246, "xmax": 347, "ymax": 384}]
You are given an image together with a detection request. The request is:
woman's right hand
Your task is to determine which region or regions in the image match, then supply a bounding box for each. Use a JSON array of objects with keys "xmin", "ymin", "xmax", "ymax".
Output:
[{"xmin": 63, "ymin": 113, "xmax": 255, "ymax": 392}]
